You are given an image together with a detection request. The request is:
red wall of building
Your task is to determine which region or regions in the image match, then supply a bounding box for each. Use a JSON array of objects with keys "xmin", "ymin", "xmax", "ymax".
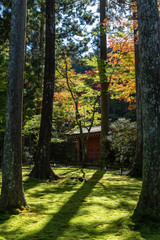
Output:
[
  {"xmin": 87, "ymin": 135, "xmax": 100, "ymax": 163},
  {"xmin": 75, "ymin": 133, "xmax": 100, "ymax": 164}
]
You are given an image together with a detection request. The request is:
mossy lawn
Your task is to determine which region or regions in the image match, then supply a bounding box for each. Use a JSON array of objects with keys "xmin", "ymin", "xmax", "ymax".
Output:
[{"xmin": 0, "ymin": 168, "xmax": 160, "ymax": 240}]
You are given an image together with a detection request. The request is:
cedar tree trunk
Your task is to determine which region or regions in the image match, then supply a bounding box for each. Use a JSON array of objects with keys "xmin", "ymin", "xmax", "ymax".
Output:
[
  {"xmin": 36, "ymin": 1, "xmax": 45, "ymax": 114},
  {"xmin": 99, "ymin": 0, "xmax": 110, "ymax": 169},
  {"xmin": 29, "ymin": 0, "xmax": 58, "ymax": 180},
  {"xmin": 134, "ymin": 0, "xmax": 160, "ymax": 219},
  {"xmin": 128, "ymin": 0, "xmax": 143, "ymax": 177},
  {"xmin": 0, "ymin": 0, "xmax": 28, "ymax": 209}
]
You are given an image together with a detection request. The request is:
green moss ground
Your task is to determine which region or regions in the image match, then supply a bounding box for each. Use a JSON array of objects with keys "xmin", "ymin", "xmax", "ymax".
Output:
[{"xmin": 0, "ymin": 168, "xmax": 160, "ymax": 240}]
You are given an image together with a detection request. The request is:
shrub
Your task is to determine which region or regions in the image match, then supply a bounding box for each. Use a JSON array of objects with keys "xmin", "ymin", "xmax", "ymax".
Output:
[{"xmin": 108, "ymin": 118, "xmax": 137, "ymax": 168}]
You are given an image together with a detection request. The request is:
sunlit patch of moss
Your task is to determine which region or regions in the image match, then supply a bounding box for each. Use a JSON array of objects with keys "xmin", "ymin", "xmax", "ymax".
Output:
[{"xmin": 0, "ymin": 168, "xmax": 159, "ymax": 239}]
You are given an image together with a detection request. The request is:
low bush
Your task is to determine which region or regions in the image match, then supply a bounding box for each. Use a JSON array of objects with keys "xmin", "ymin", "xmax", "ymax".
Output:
[{"xmin": 108, "ymin": 118, "xmax": 137, "ymax": 169}]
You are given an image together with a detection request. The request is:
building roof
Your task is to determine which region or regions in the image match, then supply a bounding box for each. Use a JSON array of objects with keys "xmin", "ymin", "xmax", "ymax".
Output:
[{"xmin": 67, "ymin": 126, "xmax": 101, "ymax": 136}]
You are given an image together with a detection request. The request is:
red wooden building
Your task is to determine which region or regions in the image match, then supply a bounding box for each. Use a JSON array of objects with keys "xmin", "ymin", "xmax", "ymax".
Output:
[{"xmin": 67, "ymin": 126, "xmax": 101, "ymax": 164}]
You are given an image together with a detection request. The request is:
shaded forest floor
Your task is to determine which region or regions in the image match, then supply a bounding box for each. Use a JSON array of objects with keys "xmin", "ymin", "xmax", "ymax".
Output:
[{"xmin": 0, "ymin": 168, "xmax": 160, "ymax": 240}]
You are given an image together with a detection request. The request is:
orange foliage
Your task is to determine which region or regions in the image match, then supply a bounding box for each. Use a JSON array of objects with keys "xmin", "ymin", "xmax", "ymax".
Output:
[
  {"xmin": 108, "ymin": 32, "xmax": 136, "ymax": 110},
  {"xmin": 54, "ymin": 91, "xmax": 75, "ymax": 112}
]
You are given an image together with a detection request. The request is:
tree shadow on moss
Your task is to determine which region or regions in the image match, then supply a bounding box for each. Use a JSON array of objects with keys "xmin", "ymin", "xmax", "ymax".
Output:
[
  {"xmin": 1, "ymin": 170, "xmax": 154, "ymax": 240},
  {"xmin": 20, "ymin": 170, "xmax": 105, "ymax": 240},
  {"xmin": 21, "ymin": 171, "xmax": 143, "ymax": 240},
  {"xmin": 53, "ymin": 167, "xmax": 80, "ymax": 176},
  {"xmin": 23, "ymin": 167, "xmax": 81, "ymax": 193},
  {"xmin": 0, "ymin": 168, "xmax": 92, "ymax": 228}
]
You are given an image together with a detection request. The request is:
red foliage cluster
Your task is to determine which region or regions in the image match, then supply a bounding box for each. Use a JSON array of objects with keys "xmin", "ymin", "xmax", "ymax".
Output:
[
  {"xmin": 85, "ymin": 69, "xmax": 97, "ymax": 77},
  {"xmin": 92, "ymin": 83, "xmax": 101, "ymax": 91}
]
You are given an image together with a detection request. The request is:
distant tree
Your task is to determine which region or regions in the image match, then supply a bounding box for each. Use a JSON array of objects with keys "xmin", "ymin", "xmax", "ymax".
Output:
[
  {"xmin": 57, "ymin": 57, "xmax": 100, "ymax": 167},
  {"xmin": 134, "ymin": 0, "xmax": 160, "ymax": 219},
  {"xmin": 0, "ymin": 0, "xmax": 28, "ymax": 209},
  {"xmin": 0, "ymin": 0, "xmax": 11, "ymax": 45}
]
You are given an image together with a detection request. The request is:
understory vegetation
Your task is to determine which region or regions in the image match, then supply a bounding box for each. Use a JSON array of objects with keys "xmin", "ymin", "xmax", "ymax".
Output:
[
  {"xmin": 0, "ymin": 168, "xmax": 160, "ymax": 240},
  {"xmin": 22, "ymin": 118, "xmax": 137, "ymax": 169}
]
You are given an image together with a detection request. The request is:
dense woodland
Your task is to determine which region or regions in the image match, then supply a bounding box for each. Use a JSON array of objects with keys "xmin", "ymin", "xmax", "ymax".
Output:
[
  {"xmin": 0, "ymin": 0, "xmax": 137, "ymax": 169},
  {"xmin": 0, "ymin": 0, "xmax": 160, "ymax": 232}
]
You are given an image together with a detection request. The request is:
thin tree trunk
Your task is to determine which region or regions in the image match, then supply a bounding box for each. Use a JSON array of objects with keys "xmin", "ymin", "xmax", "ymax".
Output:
[
  {"xmin": 134, "ymin": 0, "xmax": 160, "ymax": 219},
  {"xmin": 0, "ymin": 0, "xmax": 28, "ymax": 209},
  {"xmin": 128, "ymin": 0, "xmax": 143, "ymax": 177},
  {"xmin": 99, "ymin": 0, "xmax": 110, "ymax": 169},
  {"xmin": 79, "ymin": 128, "xmax": 87, "ymax": 168},
  {"xmin": 29, "ymin": 0, "xmax": 58, "ymax": 180}
]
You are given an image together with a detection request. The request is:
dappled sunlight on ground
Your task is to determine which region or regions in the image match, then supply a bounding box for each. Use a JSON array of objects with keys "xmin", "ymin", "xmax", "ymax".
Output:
[{"xmin": 0, "ymin": 168, "xmax": 159, "ymax": 240}]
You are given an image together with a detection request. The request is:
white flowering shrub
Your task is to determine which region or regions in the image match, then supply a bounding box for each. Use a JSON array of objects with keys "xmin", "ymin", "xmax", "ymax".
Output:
[{"xmin": 108, "ymin": 118, "xmax": 137, "ymax": 167}]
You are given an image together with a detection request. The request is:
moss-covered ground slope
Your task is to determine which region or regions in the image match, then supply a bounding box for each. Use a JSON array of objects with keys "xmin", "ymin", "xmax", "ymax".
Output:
[{"xmin": 0, "ymin": 168, "xmax": 160, "ymax": 240}]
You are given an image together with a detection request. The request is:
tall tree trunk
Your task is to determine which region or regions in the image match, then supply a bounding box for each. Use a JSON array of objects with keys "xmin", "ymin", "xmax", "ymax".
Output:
[
  {"xmin": 99, "ymin": 0, "xmax": 110, "ymax": 169},
  {"xmin": 0, "ymin": 0, "xmax": 28, "ymax": 209},
  {"xmin": 36, "ymin": 1, "xmax": 45, "ymax": 114},
  {"xmin": 128, "ymin": 0, "xmax": 143, "ymax": 177},
  {"xmin": 29, "ymin": 0, "xmax": 58, "ymax": 180},
  {"xmin": 134, "ymin": 0, "xmax": 160, "ymax": 219}
]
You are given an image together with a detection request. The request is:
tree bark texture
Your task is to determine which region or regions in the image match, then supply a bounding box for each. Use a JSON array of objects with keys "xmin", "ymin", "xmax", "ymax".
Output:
[
  {"xmin": 29, "ymin": 0, "xmax": 58, "ymax": 180},
  {"xmin": 36, "ymin": 2, "xmax": 45, "ymax": 114},
  {"xmin": 128, "ymin": 0, "xmax": 143, "ymax": 177},
  {"xmin": 134, "ymin": 0, "xmax": 160, "ymax": 218},
  {"xmin": 99, "ymin": 0, "xmax": 110, "ymax": 168},
  {"xmin": 1, "ymin": 0, "xmax": 28, "ymax": 209}
]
